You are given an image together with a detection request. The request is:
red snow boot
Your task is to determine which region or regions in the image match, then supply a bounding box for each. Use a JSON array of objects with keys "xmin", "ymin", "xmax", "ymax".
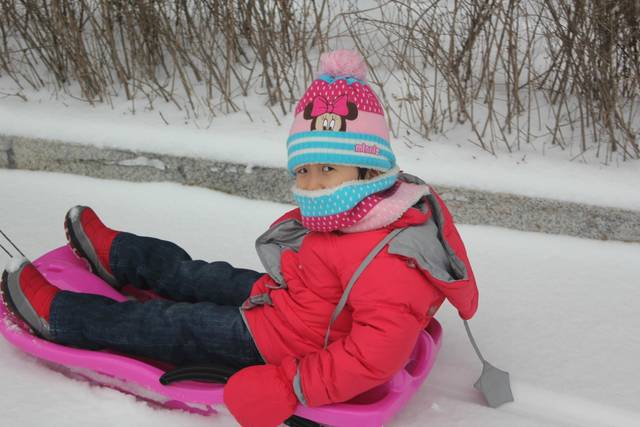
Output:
[
  {"xmin": 1, "ymin": 258, "xmax": 59, "ymax": 339},
  {"xmin": 64, "ymin": 206, "xmax": 121, "ymax": 289}
]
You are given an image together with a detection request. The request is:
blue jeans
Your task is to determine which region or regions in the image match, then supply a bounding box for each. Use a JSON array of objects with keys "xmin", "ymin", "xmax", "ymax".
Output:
[{"xmin": 49, "ymin": 232, "xmax": 265, "ymax": 369}]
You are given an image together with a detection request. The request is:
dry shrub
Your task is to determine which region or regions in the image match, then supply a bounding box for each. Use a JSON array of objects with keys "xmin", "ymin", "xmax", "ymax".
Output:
[
  {"xmin": 0, "ymin": 0, "xmax": 328, "ymax": 115},
  {"xmin": 0, "ymin": 0, "xmax": 638, "ymax": 162},
  {"xmin": 345, "ymin": 0, "xmax": 639, "ymax": 162}
]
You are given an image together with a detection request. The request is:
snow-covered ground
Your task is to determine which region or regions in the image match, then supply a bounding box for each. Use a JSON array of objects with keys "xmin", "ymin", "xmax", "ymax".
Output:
[
  {"xmin": 1, "ymin": 169, "xmax": 638, "ymax": 427},
  {"xmin": 1, "ymin": 87, "xmax": 639, "ymax": 212}
]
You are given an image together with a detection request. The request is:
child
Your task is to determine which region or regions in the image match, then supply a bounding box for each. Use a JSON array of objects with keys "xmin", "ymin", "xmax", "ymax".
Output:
[{"xmin": 1, "ymin": 50, "xmax": 478, "ymax": 427}]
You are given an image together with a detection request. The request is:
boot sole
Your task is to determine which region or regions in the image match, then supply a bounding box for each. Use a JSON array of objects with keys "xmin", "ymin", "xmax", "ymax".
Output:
[
  {"xmin": 1, "ymin": 264, "xmax": 52, "ymax": 340},
  {"xmin": 1, "ymin": 268, "xmax": 30, "ymax": 334},
  {"xmin": 64, "ymin": 208, "xmax": 121, "ymax": 290}
]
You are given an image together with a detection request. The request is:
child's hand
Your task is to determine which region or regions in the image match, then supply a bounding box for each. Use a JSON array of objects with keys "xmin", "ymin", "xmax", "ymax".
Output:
[{"xmin": 223, "ymin": 357, "xmax": 299, "ymax": 427}]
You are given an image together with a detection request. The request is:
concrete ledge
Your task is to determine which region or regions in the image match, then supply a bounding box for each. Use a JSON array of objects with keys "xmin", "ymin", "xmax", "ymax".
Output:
[{"xmin": 2, "ymin": 133, "xmax": 639, "ymax": 243}]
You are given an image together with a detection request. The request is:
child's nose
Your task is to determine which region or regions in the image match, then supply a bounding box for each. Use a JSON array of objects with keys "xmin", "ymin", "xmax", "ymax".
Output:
[{"xmin": 306, "ymin": 173, "xmax": 326, "ymax": 191}]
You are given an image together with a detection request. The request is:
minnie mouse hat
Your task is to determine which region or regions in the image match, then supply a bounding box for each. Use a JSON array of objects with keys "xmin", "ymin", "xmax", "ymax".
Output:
[{"xmin": 287, "ymin": 50, "xmax": 396, "ymax": 175}]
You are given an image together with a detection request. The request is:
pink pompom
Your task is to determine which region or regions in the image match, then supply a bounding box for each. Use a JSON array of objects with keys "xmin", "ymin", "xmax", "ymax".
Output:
[{"xmin": 317, "ymin": 49, "xmax": 368, "ymax": 82}]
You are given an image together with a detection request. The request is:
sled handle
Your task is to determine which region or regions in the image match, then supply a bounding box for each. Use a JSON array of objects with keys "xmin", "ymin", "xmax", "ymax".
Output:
[
  {"xmin": 159, "ymin": 364, "xmax": 236, "ymax": 385},
  {"xmin": 159, "ymin": 365, "xmax": 321, "ymax": 427}
]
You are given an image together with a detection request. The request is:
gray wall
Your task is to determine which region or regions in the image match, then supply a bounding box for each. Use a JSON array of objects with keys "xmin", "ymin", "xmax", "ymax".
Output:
[{"xmin": 2, "ymin": 134, "xmax": 638, "ymax": 243}]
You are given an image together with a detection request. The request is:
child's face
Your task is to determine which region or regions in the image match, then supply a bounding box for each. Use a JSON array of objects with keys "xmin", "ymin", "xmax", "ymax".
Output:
[{"xmin": 294, "ymin": 164, "xmax": 360, "ymax": 191}]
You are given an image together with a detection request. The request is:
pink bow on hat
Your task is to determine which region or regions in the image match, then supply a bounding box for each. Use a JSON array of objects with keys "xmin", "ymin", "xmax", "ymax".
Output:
[{"xmin": 310, "ymin": 95, "xmax": 349, "ymax": 117}]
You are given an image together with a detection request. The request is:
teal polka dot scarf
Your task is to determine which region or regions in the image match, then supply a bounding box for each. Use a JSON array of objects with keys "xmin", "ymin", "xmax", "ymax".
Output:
[{"xmin": 292, "ymin": 167, "xmax": 399, "ymax": 232}]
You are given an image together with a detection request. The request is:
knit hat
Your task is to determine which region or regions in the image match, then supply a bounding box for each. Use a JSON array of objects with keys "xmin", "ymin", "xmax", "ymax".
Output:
[{"xmin": 287, "ymin": 50, "xmax": 396, "ymax": 175}]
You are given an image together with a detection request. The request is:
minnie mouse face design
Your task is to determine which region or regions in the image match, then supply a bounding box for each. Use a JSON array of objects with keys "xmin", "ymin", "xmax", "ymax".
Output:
[{"xmin": 303, "ymin": 95, "xmax": 358, "ymax": 131}]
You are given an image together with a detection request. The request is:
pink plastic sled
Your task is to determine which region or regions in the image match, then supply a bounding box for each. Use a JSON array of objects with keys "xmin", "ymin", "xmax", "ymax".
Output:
[{"xmin": 0, "ymin": 246, "xmax": 442, "ymax": 426}]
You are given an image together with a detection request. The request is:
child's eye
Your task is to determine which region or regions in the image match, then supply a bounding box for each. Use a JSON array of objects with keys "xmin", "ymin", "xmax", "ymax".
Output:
[
  {"xmin": 321, "ymin": 165, "xmax": 335, "ymax": 173},
  {"xmin": 295, "ymin": 167, "xmax": 307, "ymax": 175}
]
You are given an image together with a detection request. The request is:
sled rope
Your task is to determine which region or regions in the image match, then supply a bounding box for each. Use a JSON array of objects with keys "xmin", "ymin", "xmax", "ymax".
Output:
[
  {"xmin": 0, "ymin": 241, "xmax": 12, "ymax": 257},
  {"xmin": 464, "ymin": 319, "xmax": 485, "ymax": 363},
  {"xmin": 464, "ymin": 319, "xmax": 514, "ymax": 408},
  {"xmin": 0, "ymin": 228, "xmax": 26, "ymax": 258},
  {"xmin": 324, "ymin": 227, "xmax": 405, "ymax": 349}
]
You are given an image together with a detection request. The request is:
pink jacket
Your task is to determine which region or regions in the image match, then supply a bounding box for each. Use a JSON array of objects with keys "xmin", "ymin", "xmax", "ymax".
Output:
[{"xmin": 241, "ymin": 185, "xmax": 478, "ymax": 407}]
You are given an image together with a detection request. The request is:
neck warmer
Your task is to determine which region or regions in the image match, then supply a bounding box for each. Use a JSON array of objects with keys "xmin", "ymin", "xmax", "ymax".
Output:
[
  {"xmin": 341, "ymin": 180, "xmax": 429, "ymax": 233},
  {"xmin": 292, "ymin": 167, "xmax": 399, "ymax": 232}
]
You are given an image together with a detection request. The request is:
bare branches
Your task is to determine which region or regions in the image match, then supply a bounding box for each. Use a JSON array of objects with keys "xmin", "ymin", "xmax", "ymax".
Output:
[
  {"xmin": 0, "ymin": 0, "xmax": 326, "ymax": 119},
  {"xmin": 344, "ymin": 0, "xmax": 639, "ymax": 162},
  {"xmin": 0, "ymin": 0, "xmax": 637, "ymax": 162}
]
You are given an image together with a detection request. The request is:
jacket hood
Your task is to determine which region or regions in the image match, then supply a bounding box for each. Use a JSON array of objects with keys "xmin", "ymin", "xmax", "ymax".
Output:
[
  {"xmin": 264, "ymin": 175, "xmax": 478, "ymax": 319},
  {"xmin": 386, "ymin": 178, "xmax": 478, "ymax": 320}
]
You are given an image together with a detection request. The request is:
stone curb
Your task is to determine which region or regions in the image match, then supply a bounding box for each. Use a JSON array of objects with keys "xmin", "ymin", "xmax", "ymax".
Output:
[{"xmin": 2, "ymin": 133, "xmax": 639, "ymax": 243}]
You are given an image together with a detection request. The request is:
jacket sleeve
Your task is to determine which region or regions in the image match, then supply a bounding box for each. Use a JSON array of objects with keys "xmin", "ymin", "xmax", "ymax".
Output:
[{"xmin": 296, "ymin": 252, "xmax": 440, "ymax": 407}]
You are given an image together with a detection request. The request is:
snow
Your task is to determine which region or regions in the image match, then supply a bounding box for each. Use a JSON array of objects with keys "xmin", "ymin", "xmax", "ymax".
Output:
[
  {"xmin": 1, "ymin": 85, "xmax": 639, "ymax": 211},
  {"xmin": 4, "ymin": 256, "xmax": 27, "ymax": 273},
  {"xmin": 115, "ymin": 156, "xmax": 166, "ymax": 171},
  {"xmin": 1, "ymin": 168, "xmax": 639, "ymax": 427}
]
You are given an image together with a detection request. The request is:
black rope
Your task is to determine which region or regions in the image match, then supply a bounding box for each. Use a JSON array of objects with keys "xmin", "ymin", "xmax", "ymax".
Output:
[
  {"xmin": 0, "ymin": 229, "xmax": 25, "ymax": 258},
  {"xmin": 0, "ymin": 241, "xmax": 13, "ymax": 258}
]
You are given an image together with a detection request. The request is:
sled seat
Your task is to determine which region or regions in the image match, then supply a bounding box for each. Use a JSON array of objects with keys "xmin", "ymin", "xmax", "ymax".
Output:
[{"xmin": 0, "ymin": 246, "xmax": 442, "ymax": 427}]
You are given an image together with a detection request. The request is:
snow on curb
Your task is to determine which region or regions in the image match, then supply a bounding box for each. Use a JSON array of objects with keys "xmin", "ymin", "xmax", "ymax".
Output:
[{"xmin": 1, "ymin": 134, "xmax": 640, "ymax": 242}]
